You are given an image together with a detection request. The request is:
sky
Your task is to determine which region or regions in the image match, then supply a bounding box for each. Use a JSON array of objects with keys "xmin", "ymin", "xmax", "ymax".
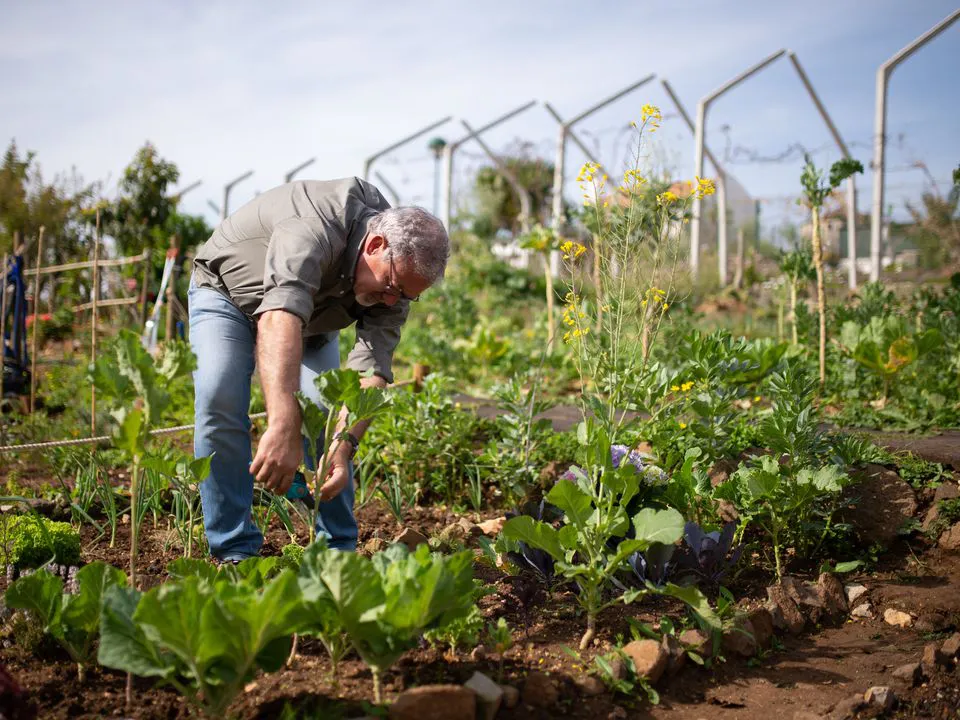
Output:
[{"xmin": 1, "ymin": 1, "xmax": 958, "ymax": 241}]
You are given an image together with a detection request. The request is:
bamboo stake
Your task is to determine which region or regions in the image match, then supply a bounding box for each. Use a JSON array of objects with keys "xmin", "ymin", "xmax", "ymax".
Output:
[
  {"xmin": 29, "ymin": 227, "xmax": 45, "ymax": 413},
  {"xmin": 164, "ymin": 236, "xmax": 180, "ymax": 342},
  {"xmin": 811, "ymin": 206, "xmax": 827, "ymax": 387},
  {"xmin": 138, "ymin": 250, "xmax": 151, "ymax": 327},
  {"xmin": 0, "ymin": 252, "xmax": 8, "ymax": 411},
  {"xmin": 90, "ymin": 211, "xmax": 101, "ymax": 436}
]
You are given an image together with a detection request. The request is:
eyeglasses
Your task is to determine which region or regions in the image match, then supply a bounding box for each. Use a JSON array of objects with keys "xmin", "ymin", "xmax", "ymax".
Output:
[{"xmin": 383, "ymin": 254, "xmax": 420, "ymax": 302}]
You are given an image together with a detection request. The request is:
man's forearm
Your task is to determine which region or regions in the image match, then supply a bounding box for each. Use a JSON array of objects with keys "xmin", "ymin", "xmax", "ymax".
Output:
[{"xmin": 257, "ymin": 310, "xmax": 303, "ymax": 431}]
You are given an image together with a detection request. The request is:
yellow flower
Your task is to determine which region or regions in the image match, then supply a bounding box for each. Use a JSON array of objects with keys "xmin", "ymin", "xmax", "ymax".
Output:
[
  {"xmin": 560, "ymin": 240, "xmax": 587, "ymax": 260},
  {"xmin": 681, "ymin": 381, "xmax": 695, "ymax": 392},
  {"xmin": 671, "ymin": 384, "xmax": 680, "ymax": 392},
  {"xmin": 640, "ymin": 104, "xmax": 662, "ymax": 132},
  {"xmin": 754, "ymin": 395, "xmax": 761, "ymax": 403},
  {"xmin": 657, "ymin": 191, "xmax": 678, "ymax": 206},
  {"xmin": 662, "ymin": 303, "xmax": 669, "ymax": 311},
  {"xmin": 679, "ymin": 422, "xmax": 687, "ymax": 430},
  {"xmin": 621, "ymin": 169, "xmax": 646, "ymax": 194},
  {"xmin": 694, "ymin": 176, "xmax": 716, "ymax": 198}
]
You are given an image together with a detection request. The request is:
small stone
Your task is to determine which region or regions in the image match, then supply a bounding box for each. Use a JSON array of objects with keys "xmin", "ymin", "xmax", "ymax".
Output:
[
  {"xmin": 844, "ymin": 584, "xmax": 868, "ymax": 605},
  {"xmin": 661, "ymin": 633, "xmax": 687, "ymax": 675},
  {"xmin": 607, "ymin": 707, "xmax": 628, "ymax": 720},
  {"xmin": 828, "ymin": 694, "xmax": 865, "ymax": 720},
  {"xmin": 678, "ymin": 628, "xmax": 711, "ymax": 659},
  {"xmin": 863, "ymin": 686, "xmax": 895, "ymax": 712},
  {"xmin": 817, "ymin": 573, "xmax": 848, "ymax": 618},
  {"xmin": 883, "ymin": 608, "xmax": 913, "ymax": 628},
  {"xmin": 389, "ymin": 685, "xmax": 476, "ymax": 720},
  {"xmin": 891, "ymin": 662, "xmax": 923, "ymax": 686},
  {"xmin": 458, "ymin": 517, "xmax": 483, "ymax": 538},
  {"xmin": 470, "ymin": 645, "xmax": 487, "ymax": 662},
  {"xmin": 522, "ymin": 671, "xmax": 558, "ymax": 708},
  {"xmin": 747, "ymin": 607, "xmax": 775, "ymax": 650},
  {"xmin": 921, "ymin": 642, "xmax": 941, "ymax": 674},
  {"xmin": 938, "ymin": 522, "xmax": 960, "ymax": 551},
  {"xmin": 464, "ymin": 672, "xmax": 503, "ymax": 720},
  {"xmin": 940, "ymin": 632, "xmax": 960, "ymax": 660},
  {"xmin": 392, "ymin": 527, "xmax": 429, "ymax": 551},
  {"xmin": 363, "ymin": 537, "xmax": 387, "ymax": 555},
  {"xmin": 607, "ymin": 656, "xmax": 627, "ymax": 681},
  {"xmin": 722, "ymin": 618, "xmax": 758, "ymax": 658},
  {"xmin": 622, "ymin": 639, "xmax": 668, "ymax": 685},
  {"xmin": 933, "ymin": 482, "xmax": 959, "ymax": 503},
  {"xmin": 767, "ymin": 584, "xmax": 806, "ymax": 634},
  {"xmin": 477, "ymin": 517, "xmax": 506, "ymax": 536},
  {"xmin": 851, "ymin": 602, "xmax": 873, "ymax": 619},
  {"xmin": 500, "ymin": 685, "xmax": 519, "ymax": 709},
  {"xmin": 915, "ymin": 611, "xmax": 950, "ymax": 634},
  {"xmin": 575, "ymin": 674, "xmax": 605, "ymax": 696}
]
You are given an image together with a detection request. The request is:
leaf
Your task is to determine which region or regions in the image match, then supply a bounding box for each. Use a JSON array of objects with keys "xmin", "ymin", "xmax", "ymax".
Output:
[
  {"xmin": 632, "ymin": 508, "xmax": 684, "ymax": 547},
  {"xmin": 546, "ymin": 480, "xmax": 594, "ymax": 531},
  {"xmin": 832, "ymin": 560, "xmax": 863, "ymax": 573},
  {"xmin": 112, "ymin": 407, "xmax": 146, "ymax": 457},
  {"xmin": 659, "ymin": 583, "xmax": 721, "ymax": 631},
  {"xmin": 5, "ymin": 569, "xmax": 63, "ymax": 630},
  {"xmin": 61, "ymin": 561, "xmax": 127, "ymax": 637},
  {"xmin": 297, "ymin": 392, "xmax": 329, "ymax": 451},
  {"xmin": 501, "ymin": 516, "xmax": 564, "ymax": 562},
  {"xmin": 98, "ymin": 585, "xmax": 172, "ymax": 678},
  {"xmin": 134, "ymin": 577, "xmax": 215, "ymax": 672}
]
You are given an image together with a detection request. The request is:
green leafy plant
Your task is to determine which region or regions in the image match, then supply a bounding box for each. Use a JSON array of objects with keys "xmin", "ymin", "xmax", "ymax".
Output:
[
  {"xmin": 297, "ymin": 368, "xmax": 389, "ymax": 544},
  {"xmin": 89, "ymin": 330, "xmax": 196, "ymax": 585},
  {"xmin": 778, "ymin": 248, "xmax": 815, "ymax": 346},
  {"xmin": 5, "ymin": 560, "xmax": 126, "ymax": 681},
  {"xmin": 98, "ymin": 568, "xmax": 302, "ymax": 718},
  {"xmin": 295, "ymin": 542, "xmax": 475, "ymax": 703},
  {"xmin": 484, "ymin": 617, "xmax": 513, "ymax": 681},
  {"xmin": 0, "ymin": 513, "xmax": 81, "ymax": 569}
]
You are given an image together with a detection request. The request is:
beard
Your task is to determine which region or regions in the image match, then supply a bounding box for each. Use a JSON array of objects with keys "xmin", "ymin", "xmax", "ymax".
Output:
[{"xmin": 354, "ymin": 292, "xmax": 379, "ymax": 307}]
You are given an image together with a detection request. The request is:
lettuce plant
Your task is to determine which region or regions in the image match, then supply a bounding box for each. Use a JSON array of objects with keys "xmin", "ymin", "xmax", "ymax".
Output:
[
  {"xmin": 5, "ymin": 560, "xmax": 126, "ymax": 681},
  {"xmin": 296, "ymin": 542, "xmax": 475, "ymax": 703},
  {"xmin": 98, "ymin": 568, "xmax": 302, "ymax": 718},
  {"xmin": 0, "ymin": 514, "xmax": 81, "ymax": 568}
]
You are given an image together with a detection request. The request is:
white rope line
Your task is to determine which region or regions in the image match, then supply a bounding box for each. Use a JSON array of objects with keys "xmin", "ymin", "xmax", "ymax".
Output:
[{"xmin": 0, "ymin": 412, "xmax": 268, "ymax": 453}]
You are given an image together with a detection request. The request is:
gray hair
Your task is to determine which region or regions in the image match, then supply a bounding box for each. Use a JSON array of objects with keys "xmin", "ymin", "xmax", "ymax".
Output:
[{"xmin": 367, "ymin": 206, "xmax": 450, "ymax": 284}]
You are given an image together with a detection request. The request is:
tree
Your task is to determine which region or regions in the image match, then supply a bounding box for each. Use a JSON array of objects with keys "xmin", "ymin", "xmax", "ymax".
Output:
[
  {"xmin": 470, "ymin": 142, "xmax": 554, "ymax": 237},
  {"xmin": 99, "ymin": 142, "xmax": 180, "ymax": 257},
  {"xmin": 904, "ymin": 183, "xmax": 959, "ymax": 268}
]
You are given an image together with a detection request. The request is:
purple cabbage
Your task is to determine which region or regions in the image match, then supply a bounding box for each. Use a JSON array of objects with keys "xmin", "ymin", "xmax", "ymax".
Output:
[{"xmin": 673, "ymin": 521, "xmax": 743, "ymax": 587}]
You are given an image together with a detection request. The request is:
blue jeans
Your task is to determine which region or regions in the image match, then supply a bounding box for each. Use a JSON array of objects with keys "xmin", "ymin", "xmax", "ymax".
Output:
[{"xmin": 188, "ymin": 283, "xmax": 357, "ymax": 560}]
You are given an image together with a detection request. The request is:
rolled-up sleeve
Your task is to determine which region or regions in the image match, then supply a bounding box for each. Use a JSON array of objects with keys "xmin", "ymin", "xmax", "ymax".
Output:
[
  {"xmin": 253, "ymin": 217, "xmax": 338, "ymax": 323},
  {"xmin": 346, "ymin": 301, "xmax": 410, "ymax": 383}
]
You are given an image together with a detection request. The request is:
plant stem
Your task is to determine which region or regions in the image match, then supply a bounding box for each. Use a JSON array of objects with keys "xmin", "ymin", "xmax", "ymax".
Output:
[
  {"xmin": 129, "ymin": 456, "xmax": 140, "ymax": 588},
  {"xmin": 790, "ymin": 280, "xmax": 799, "ymax": 346},
  {"xmin": 372, "ymin": 668, "xmax": 383, "ymax": 705},
  {"xmin": 579, "ymin": 612, "xmax": 596, "ymax": 651},
  {"xmin": 544, "ymin": 256, "xmax": 555, "ymax": 348},
  {"xmin": 811, "ymin": 205, "xmax": 827, "ymax": 387},
  {"xmin": 309, "ymin": 410, "xmax": 339, "ymax": 544}
]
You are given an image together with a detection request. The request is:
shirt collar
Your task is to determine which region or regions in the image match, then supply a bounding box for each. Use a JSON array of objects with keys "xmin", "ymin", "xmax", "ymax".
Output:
[{"xmin": 340, "ymin": 210, "xmax": 376, "ymax": 284}]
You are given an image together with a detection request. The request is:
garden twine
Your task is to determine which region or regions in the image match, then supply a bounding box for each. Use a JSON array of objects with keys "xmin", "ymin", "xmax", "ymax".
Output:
[{"xmin": 0, "ymin": 412, "xmax": 268, "ymax": 453}]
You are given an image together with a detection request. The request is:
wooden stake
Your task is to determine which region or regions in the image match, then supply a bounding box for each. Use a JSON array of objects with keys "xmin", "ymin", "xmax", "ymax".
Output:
[
  {"xmin": 164, "ymin": 236, "xmax": 180, "ymax": 342},
  {"xmin": 138, "ymin": 249, "xmax": 151, "ymax": 327},
  {"xmin": 90, "ymin": 210, "xmax": 101, "ymax": 436},
  {"xmin": 29, "ymin": 227, "xmax": 45, "ymax": 413}
]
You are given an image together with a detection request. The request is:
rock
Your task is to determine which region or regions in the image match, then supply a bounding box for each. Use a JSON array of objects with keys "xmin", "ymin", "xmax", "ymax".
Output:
[
  {"xmin": 621, "ymin": 639, "xmax": 668, "ymax": 685},
  {"xmin": 934, "ymin": 482, "xmax": 959, "ymax": 503},
  {"xmin": 941, "ymin": 632, "xmax": 960, "ymax": 660},
  {"xmin": 363, "ymin": 537, "xmax": 387, "ymax": 555},
  {"xmin": 389, "ymin": 685, "xmax": 476, "ymax": 720},
  {"xmin": 891, "ymin": 662, "xmax": 923, "ymax": 686},
  {"xmin": 883, "ymin": 608, "xmax": 913, "ymax": 628},
  {"xmin": 938, "ymin": 522, "xmax": 960, "ymax": 551},
  {"xmin": 841, "ymin": 464, "xmax": 917, "ymax": 549},
  {"xmin": 844, "ymin": 584, "xmax": 868, "ymax": 605},
  {"xmin": 678, "ymin": 628, "xmax": 712, "ymax": 659},
  {"xmin": 722, "ymin": 618, "xmax": 758, "ymax": 658},
  {"xmin": 914, "ymin": 611, "xmax": 950, "ymax": 634},
  {"xmin": 766, "ymin": 583, "xmax": 806, "ymax": 635},
  {"xmin": 392, "ymin": 527, "xmax": 429, "ymax": 550},
  {"xmin": 921, "ymin": 505, "xmax": 940, "ymax": 532},
  {"xmin": 921, "ymin": 643, "xmax": 941, "ymax": 674},
  {"xmin": 661, "ymin": 633, "xmax": 686, "ymax": 675},
  {"xmin": 781, "ymin": 576, "xmax": 826, "ymax": 625},
  {"xmin": 458, "ymin": 517, "xmax": 483, "ymax": 538},
  {"xmin": 477, "ymin": 517, "xmax": 506, "ymax": 536},
  {"xmin": 607, "ymin": 707, "xmax": 628, "ymax": 720},
  {"xmin": 470, "ymin": 645, "xmax": 486, "ymax": 662},
  {"xmin": 464, "ymin": 672, "xmax": 503, "ymax": 720},
  {"xmin": 522, "ymin": 671, "xmax": 558, "ymax": 708},
  {"xmin": 607, "ymin": 656, "xmax": 627, "ymax": 681},
  {"xmin": 500, "ymin": 685, "xmax": 519, "ymax": 709},
  {"xmin": 747, "ymin": 607, "xmax": 775, "ymax": 649},
  {"xmin": 575, "ymin": 674, "xmax": 605, "ymax": 696},
  {"xmin": 851, "ymin": 602, "xmax": 874, "ymax": 619},
  {"xmin": 816, "ymin": 573, "xmax": 848, "ymax": 618},
  {"xmin": 828, "ymin": 694, "xmax": 865, "ymax": 720},
  {"xmin": 863, "ymin": 686, "xmax": 895, "ymax": 713}
]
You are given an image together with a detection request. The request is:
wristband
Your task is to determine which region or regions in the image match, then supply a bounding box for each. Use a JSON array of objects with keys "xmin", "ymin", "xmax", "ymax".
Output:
[{"xmin": 342, "ymin": 432, "xmax": 360, "ymax": 459}]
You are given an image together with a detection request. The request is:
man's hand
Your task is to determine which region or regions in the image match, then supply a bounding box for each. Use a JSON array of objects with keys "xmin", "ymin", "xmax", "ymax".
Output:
[
  {"xmin": 251, "ymin": 423, "xmax": 303, "ymax": 495},
  {"xmin": 316, "ymin": 441, "xmax": 353, "ymax": 502}
]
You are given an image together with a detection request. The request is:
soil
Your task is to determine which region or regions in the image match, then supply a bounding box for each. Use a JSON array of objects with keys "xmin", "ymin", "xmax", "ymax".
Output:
[{"xmin": 2, "ymin": 424, "xmax": 960, "ymax": 718}]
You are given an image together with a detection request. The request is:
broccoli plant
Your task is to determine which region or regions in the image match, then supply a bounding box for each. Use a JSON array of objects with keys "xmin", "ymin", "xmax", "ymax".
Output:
[
  {"xmin": 5, "ymin": 561, "xmax": 126, "ymax": 681},
  {"xmin": 89, "ymin": 330, "xmax": 195, "ymax": 586},
  {"xmin": 297, "ymin": 369, "xmax": 389, "ymax": 545}
]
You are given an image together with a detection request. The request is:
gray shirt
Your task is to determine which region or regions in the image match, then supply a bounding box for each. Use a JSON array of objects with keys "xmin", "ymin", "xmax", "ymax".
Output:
[{"xmin": 192, "ymin": 177, "xmax": 408, "ymax": 382}]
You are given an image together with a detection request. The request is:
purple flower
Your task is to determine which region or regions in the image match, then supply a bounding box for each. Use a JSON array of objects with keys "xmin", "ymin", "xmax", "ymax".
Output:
[{"xmin": 611, "ymin": 444, "xmax": 667, "ymax": 486}]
